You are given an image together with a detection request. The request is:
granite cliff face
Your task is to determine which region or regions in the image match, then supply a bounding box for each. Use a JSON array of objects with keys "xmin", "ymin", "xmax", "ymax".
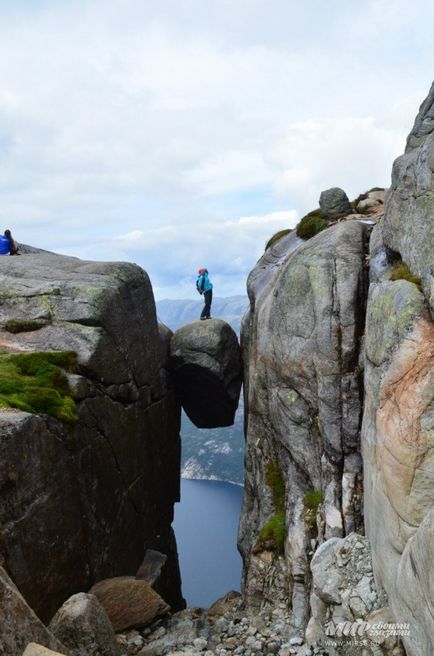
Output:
[
  {"xmin": 239, "ymin": 221, "xmax": 368, "ymax": 630},
  {"xmin": 0, "ymin": 253, "xmax": 183, "ymax": 622},
  {"xmin": 239, "ymin": 84, "xmax": 434, "ymax": 656},
  {"xmin": 362, "ymin": 83, "xmax": 434, "ymax": 656}
]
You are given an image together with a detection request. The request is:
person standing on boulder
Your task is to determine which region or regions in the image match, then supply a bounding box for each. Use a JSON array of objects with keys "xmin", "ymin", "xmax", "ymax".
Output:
[{"xmin": 197, "ymin": 268, "xmax": 213, "ymax": 320}]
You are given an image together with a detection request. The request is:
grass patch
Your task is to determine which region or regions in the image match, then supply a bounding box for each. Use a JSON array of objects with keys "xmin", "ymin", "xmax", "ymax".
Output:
[
  {"xmin": 265, "ymin": 459, "xmax": 285, "ymax": 513},
  {"xmin": 255, "ymin": 459, "xmax": 286, "ymax": 553},
  {"xmin": 296, "ymin": 210, "xmax": 329, "ymax": 240},
  {"xmin": 258, "ymin": 512, "xmax": 285, "ymax": 554},
  {"xmin": 390, "ymin": 263, "xmax": 422, "ymax": 291},
  {"xmin": 303, "ymin": 489, "xmax": 324, "ymax": 528},
  {"xmin": 265, "ymin": 229, "xmax": 292, "ymax": 251},
  {"xmin": 0, "ymin": 351, "xmax": 78, "ymax": 423},
  {"xmin": 5, "ymin": 319, "xmax": 46, "ymax": 334}
]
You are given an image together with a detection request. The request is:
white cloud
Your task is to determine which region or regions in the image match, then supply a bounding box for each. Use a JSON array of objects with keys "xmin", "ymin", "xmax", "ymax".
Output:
[
  {"xmin": 271, "ymin": 116, "xmax": 405, "ymax": 214},
  {"xmin": 112, "ymin": 209, "xmax": 298, "ymax": 298},
  {"xmin": 0, "ymin": 0, "xmax": 432, "ymax": 298}
]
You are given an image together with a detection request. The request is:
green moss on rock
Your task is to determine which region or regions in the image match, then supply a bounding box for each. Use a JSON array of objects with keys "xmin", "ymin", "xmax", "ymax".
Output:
[
  {"xmin": 303, "ymin": 489, "xmax": 324, "ymax": 528},
  {"xmin": 258, "ymin": 512, "xmax": 285, "ymax": 554},
  {"xmin": 5, "ymin": 319, "xmax": 47, "ymax": 334},
  {"xmin": 390, "ymin": 263, "xmax": 422, "ymax": 291},
  {"xmin": 265, "ymin": 229, "xmax": 292, "ymax": 251},
  {"xmin": 265, "ymin": 459, "xmax": 285, "ymax": 513},
  {"xmin": 296, "ymin": 210, "xmax": 328, "ymax": 240},
  {"xmin": 0, "ymin": 351, "xmax": 78, "ymax": 423},
  {"xmin": 255, "ymin": 459, "xmax": 286, "ymax": 553}
]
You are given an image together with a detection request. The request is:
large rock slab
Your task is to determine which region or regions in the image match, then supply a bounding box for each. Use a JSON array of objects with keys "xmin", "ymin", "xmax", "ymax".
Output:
[
  {"xmin": 239, "ymin": 221, "xmax": 369, "ymax": 629},
  {"xmin": 362, "ymin": 82, "xmax": 434, "ymax": 656},
  {"xmin": 0, "ymin": 566, "xmax": 67, "ymax": 656},
  {"xmin": 22, "ymin": 645, "xmax": 67, "ymax": 656},
  {"xmin": 90, "ymin": 577, "xmax": 170, "ymax": 631},
  {"xmin": 362, "ymin": 86, "xmax": 434, "ymax": 656},
  {"xmin": 0, "ymin": 253, "xmax": 183, "ymax": 621},
  {"xmin": 136, "ymin": 549, "xmax": 168, "ymax": 587},
  {"xmin": 169, "ymin": 319, "xmax": 242, "ymax": 428},
  {"xmin": 49, "ymin": 593, "xmax": 119, "ymax": 656},
  {"xmin": 383, "ymin": 81, "xmax": 434, "ymax": 310},
  {"xmin": 362, "ymin": 277, "xmax": 434, "ymax": 656}
]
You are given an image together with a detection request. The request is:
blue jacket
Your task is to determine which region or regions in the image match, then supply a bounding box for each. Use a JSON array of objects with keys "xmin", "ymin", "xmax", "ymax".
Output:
[
  {"xmin": 0, "ymin": 235, "xmax": 11, "ymax": 255},
  {"xmin": 197, "ymin": 271, "xmax": 213, "ymax": 293}
]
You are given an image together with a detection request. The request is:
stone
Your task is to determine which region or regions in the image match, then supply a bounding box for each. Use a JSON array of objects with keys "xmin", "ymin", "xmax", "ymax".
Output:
[
  {"xmin": 393, "ymin": 511, "xmax": 434, "ymax": 654},
  {"xmin": 307, "ymin": 534, "xmax": 387, "ymax": 653},
  {"xmin": 48, "ymin": 592, "xmax": 120, "ymax": 656},
  {"xmin": 0, "ymin": 566, "xmax": 67, "ymax": 656},
  {"xmin": 356, "ymin": 197, "xmax": 379, "ymax": 212},
  {"xmin": 0, "ymin": 252, "xmax": 183, "ymax": 620},
  {"xmin": 239, "ymin": 221, "xmax": 368, "ymax": 628},
  {"xmin": 136, "ymin": 549, "xmax": 168, "ymax": 586},
  {"xmin": 170, "ymin": 318, "xmax": 242, "ymax": 428},
  {"xmin": 208, "ymin": 591, "xmax": 243, "ymax": 617},
  {"xmin": 310, "ymin": 539, "xmax": 342, "ymax": 604},
  {"xmin": 90, "ymin": 577, "xmax": 170, "ymax": 631},
  {"xmin": 360, "ymin": 87, "xmax": 434, "ymax": 656},
  {"xmin": 319, "ymin": 187, "xmax": 352, "ymax": 218},
  {"xmin": 383, "ymin": 81, "xmax": 434, "ymax": 311},
  {"xmin": 22, "ymin": 645, "xmax": 67, "ymax": 656}
]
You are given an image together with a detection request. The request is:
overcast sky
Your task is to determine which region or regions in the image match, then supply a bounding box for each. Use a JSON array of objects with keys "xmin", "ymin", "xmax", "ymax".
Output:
[{"xmin": 0, "ymin": 0, "xmax": 433, "ymax": 298}]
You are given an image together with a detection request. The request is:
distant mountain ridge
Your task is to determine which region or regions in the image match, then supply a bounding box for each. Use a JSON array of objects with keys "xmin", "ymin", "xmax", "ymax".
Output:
[{"xmin": 156, "ymin": 295, "xmax": 248, "ymax": 334}]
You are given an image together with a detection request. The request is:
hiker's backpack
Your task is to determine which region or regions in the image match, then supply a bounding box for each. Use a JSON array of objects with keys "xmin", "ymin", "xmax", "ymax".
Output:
[{"xmin": 196, "ymin": 275, "xmax": 204, "ymax": 295}]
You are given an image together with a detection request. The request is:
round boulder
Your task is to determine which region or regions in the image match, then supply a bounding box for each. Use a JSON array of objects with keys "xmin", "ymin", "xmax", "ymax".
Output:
[
  {"xmin": 49, "ymin": 593, "xmax": 119, "ymax": 656},
  {"xmin": 170, "ymin": 319, "xmax": 242, "ymax": 428},
  {"xmin": 319, "ymin": 187, "xmax": 352, "ymax": 218}
]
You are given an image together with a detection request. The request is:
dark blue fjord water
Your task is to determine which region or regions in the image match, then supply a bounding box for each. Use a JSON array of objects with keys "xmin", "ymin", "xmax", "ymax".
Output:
[{"xmin": 173, "ymin": 479, "xmax": 244, "ymax": 608}]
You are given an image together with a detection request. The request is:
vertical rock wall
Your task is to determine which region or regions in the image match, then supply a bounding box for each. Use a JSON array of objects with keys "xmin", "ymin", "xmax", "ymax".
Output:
[
  {"xmin": 239, "ymin": 222, "xmax": 369, "ymax": 630},
  {"xmin": 0, "ymin": 254, "xmax": 183, "ymax": 622},
  {"xmin": 362, "ymin": 84, "xmax": 434, "ymax": 656},
  {"xmin": 240, "ymin": 83, "xmax": 434, "ymax": 655}
]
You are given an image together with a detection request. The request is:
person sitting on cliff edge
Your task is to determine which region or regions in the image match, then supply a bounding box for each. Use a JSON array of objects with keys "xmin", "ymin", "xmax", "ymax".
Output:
[
  {"xmin": 0, "ymin": 229, "xmax": 19, "ymax": 256},
  {"xmin": 196, "ymin": 267, "xmax": 213, "ymax": 320}
]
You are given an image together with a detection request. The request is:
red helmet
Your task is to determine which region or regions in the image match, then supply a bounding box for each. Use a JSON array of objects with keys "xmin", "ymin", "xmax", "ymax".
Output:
[{"xmin": 198, "ymin": 268, "xmax": 206, "ymax": 274}]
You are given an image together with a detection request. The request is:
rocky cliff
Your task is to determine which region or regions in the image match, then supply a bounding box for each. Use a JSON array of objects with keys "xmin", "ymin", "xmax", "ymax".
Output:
[
  {"xmin": 239, "ymin": 220, "xmax": 369, "ymax": 631},
  {"xmin": 362, "ymin": 83, "xmax": 434, "ymax": 655},
  {"xmin": 0, "ymin": 253, "xmax": 184, "ymax": 622},
  {"xmin": 239, "ymin": 84, "xmax": 434, "ymax": 656}
]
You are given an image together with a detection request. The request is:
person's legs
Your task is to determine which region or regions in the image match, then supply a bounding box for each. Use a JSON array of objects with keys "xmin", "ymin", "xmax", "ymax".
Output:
[
  {"xmin": 200, "ymin": 292, "xmax": 208, "ymax": 319},
  {"xmin": 207, "ymin": 289, "xmax": 212, "ymax": 318},
  {"xmin": 200, "ymin": 290, "xmax": 212, "ymax": 319}
]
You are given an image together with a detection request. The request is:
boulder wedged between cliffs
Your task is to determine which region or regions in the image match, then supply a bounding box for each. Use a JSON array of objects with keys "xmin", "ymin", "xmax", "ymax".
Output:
[{"xmin": 169, "ymin": 318, "xmax": 242, "ymax": 428}]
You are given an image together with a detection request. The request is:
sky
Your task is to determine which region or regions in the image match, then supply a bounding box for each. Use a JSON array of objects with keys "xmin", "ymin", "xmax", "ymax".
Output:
[{"xmin": 0, "ymin": 0, "xmax": 433, "ymax": 299}]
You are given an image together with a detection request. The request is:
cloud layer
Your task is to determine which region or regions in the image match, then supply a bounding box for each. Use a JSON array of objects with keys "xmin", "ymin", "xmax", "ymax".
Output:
[{"xmin": 0, "ymin": 1, "xmax": 433, "ymax": 297}]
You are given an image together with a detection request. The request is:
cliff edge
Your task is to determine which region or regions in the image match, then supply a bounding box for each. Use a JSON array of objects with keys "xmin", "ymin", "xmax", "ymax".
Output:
[{"xmin": 0, "ymin": 253, "xmax": 184, "ymax": 621}]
